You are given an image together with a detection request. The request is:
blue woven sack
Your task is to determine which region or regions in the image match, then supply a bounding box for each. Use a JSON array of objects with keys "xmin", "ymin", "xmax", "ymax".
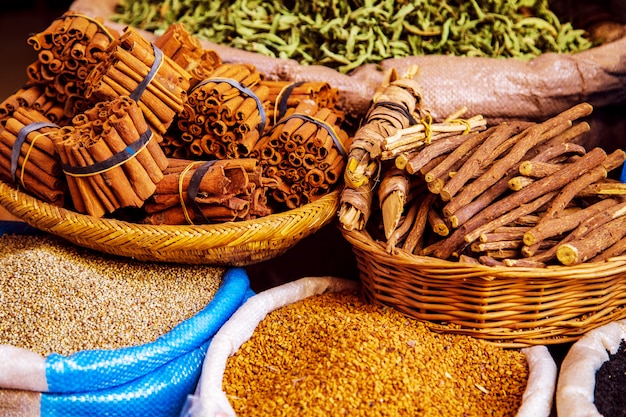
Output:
[{"xmin": 0, "ymin": 225, "xmax": 253, "ymax": 417}]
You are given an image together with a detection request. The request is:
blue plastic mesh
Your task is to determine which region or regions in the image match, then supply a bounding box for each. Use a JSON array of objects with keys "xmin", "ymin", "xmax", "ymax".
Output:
[{"xmin": 41, "ymin": 340, "xmax": 210, "ymax": 417}]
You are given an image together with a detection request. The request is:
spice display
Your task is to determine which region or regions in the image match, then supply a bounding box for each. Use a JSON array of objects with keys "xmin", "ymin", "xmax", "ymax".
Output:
[
  {"xmin": 222, "ymin": 290, "xmax": 529, "ymax": 416},
  {"xmin": 167, "ymin": 63, "xmax": 269, "ymax": 160},
  {"xmin": 0, "ymin": 234, "xmax": 224, "ymax": 356},
  {"xmin": 84, "ymin": 26, "xmax": 192, "ymax": 135},
  {"xmin": 260, "ymin": 79, "xmax": 342, "ymax": 130},
  {"xmin": 0, "ymin": 10, "xmax": 348, "ymax": 230},
  {"xmin": 340, "ymin": 95, "xmax": 626, "ymax": 266},
  {"xmin": 339, "ymin": 66, "xmax": 485, "ymax": 232},
  {"xmin": 111, "ymin": 0, "xmax": 594, "ymax": 73},
  {"xmin": 557, "ymin": 319, "xmax": 626, "ymax": 417},
  {"xmin": 594, "ymin": 339, "xmax": 626, "ymax": 417},
  {"xmin": 0, "ymin": 85, "xmax": 67, "ymax": 127},
  {"xmin": 251, "ymin": 99, "xmax": 350, "ymax": 209},
  {"xmin": 153, "ymin": 23, "xmax": 222, "ymax": 89}
]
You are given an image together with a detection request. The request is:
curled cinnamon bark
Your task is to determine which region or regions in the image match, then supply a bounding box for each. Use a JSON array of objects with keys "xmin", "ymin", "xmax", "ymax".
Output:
[
  {"xmin": 84, "ymin": 26, "xmax": 191, "ymax": 134},
  {"xmin": 154, "ymin": 23, "xmax": 222, "ymax": 88},
  {"xmin": 26, "ymin": 12, "xmax": 119, "ymax": 118},
  {"xmin": 54, "ymin": 97, "xmax": 167, "ymax": 216}
]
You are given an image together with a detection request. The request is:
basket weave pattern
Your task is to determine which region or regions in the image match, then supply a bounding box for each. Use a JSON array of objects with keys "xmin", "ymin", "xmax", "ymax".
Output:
[
  {"xmin": 0, "ymin": 179, "xmax": 339, "ymax": 266},
  {"xmin": 343, "ymin": 228, "xmax": 626, "ymax": 347}
]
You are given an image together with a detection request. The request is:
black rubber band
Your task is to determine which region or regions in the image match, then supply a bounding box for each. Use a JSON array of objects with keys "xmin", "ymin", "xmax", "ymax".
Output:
[
  {"xmin": 192, "ymin": 77, "xmax": 267, "ymax": 134},
  {"xmin": 275, "ymin": 113, "xmax": 346, "ymax": 158},
  {"xmin": 130, "ymin": 45, "xmax": 163, "ymax": 102},
  {"xmin": 11, "ymin": 121, "xmax": 58, "ymax": 182},
  {"xmin": 277, "ymin": 81, "xmax": 304, "ymax": 121},
  {"xmin": 187, "ymin": 160, "xmax": 218, "ymax": 224},
  {"xmin": 62, "ymin": 128, "xmax": 152, "ymax": 176}
]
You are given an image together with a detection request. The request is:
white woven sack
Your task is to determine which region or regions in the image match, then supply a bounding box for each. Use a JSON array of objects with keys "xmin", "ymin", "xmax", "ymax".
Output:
[{"xmin": 557, "ymin": 319, "xmax": 626, "ymax": 417}]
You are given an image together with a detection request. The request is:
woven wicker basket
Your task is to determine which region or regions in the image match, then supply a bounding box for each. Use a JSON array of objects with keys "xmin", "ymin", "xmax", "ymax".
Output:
[
  {"xmin": 342, "ymin": 227, "xmax": 626, "ymax": 348},
  {"xmin": 0, "ymin": 179, "xmax": 339, "ymax": 266}
]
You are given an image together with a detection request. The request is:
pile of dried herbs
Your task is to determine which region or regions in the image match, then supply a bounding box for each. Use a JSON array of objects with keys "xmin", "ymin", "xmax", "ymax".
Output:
[{"xmin": 111, "ymin": 0, "xmax": 593, "ymax": 73}]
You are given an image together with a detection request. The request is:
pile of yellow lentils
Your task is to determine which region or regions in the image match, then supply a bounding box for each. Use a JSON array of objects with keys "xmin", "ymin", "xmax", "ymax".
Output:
[{"xmin": 223, "ymin": 291, "xmax": 529, "ymax": 416}]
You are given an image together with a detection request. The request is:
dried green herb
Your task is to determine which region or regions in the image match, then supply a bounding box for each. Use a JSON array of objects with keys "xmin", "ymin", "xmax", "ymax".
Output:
[{"xmin": 112, "ymin": 0, "xmax": 593, "ymax": 73}]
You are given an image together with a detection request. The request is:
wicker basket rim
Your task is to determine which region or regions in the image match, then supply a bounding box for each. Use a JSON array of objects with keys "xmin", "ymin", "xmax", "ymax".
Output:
[
  {"xmin": 0, "ymin": 179, "xmax": 340, "ymax": 244},
  {"xmin": 341, "ymin": 226, "xmax": 626, "ymax": 277}
]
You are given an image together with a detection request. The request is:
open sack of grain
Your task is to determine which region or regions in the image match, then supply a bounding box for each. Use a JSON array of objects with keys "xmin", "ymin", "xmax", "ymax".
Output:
[
  {"xmin": 183, "ymin": 276, "xmax": 556, "ymax": 417},
  {"xmin": 556, "ymin": 319, "xmax": 626, "ymax": 417},
  {"xmin": 72, "ymin": 0, "xmax": 626, "ymax": 151},
  {"xmin": 0, "ymin": 230, "xmax": 253, "ymax": 417}
]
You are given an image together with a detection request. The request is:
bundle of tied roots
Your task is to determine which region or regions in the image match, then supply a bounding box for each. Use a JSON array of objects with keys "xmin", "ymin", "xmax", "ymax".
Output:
[
  {"xmin": 339, "ymin": 67, "xmax": 626, "ymax": 267},
  {"xmin": 0, "ymin": 12, "xmax": 351, "ymax": 226}
]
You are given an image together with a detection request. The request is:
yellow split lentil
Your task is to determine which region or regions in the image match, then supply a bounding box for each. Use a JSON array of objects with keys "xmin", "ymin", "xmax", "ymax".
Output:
[
  {"xmin": 0, "ymin": 234, "xmax": 224, "ymax": 356},
  {"xmin": 223, "ymin": 291, "xmax": 529, "ymax": 416}
]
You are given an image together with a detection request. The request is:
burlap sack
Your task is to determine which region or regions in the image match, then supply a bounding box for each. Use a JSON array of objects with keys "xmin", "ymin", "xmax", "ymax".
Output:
[{"xmin": 72, "ymin": 0, "xmax": 626, "ymax": 151}]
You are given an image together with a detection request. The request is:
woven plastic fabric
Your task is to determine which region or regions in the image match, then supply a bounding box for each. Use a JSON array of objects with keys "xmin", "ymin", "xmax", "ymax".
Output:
[
  {"xmin": 556, "ymin": 320, "xmax": 626, "ymax": 417},
  {"xmin": 41, "ymin": 341, "xmax": 209, "ymax": 417}
]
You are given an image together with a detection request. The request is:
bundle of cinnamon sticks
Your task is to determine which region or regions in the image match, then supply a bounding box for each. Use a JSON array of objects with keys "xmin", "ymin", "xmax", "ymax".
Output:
[
  {"xmin": 142, "ymin": 157, "xmax": 274, "ymax": 225},
  {"xmin": 153, "ymin": 23, "xmax": 222, "ymax": 89},
  {"xmin": 26, "ymin": 12, "xmax": 119, "ymax": 118},
  {"xmin": 84, "ymin": 26, "xmax": 192, "ymax": 135},
  {"xmin": 53, "ymin": 96, "xmax": 168, "ymax": 218},
  {"xmin": 251, "ymin": 99, "xmax": 350, "ymax": 209},
  {"xmin": 166, "ymin": 63, "xmax": 269, "ymax": 160},
  {"xmin": 259, "ymin": 80, "xmax": 342, "ymax": 130},
  {"xmin": 343, "ymin": 101, "xmax": 626, "ymax": 267},
  {"xmin": 0, "ymin": 108, "xmax": 64, "ymax": 205}
]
